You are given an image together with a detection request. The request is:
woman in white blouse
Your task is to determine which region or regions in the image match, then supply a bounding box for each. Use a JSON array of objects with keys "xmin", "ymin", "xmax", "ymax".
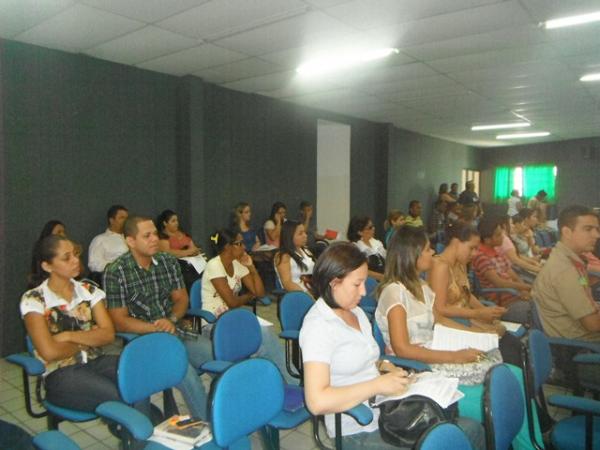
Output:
[
  {"xmin": 275, "ymin": 221, "xmax": 315, "ymax": 295},
  {"xmin": 347, "ymin": 216, "xmax": 386, "ymax": 281}
]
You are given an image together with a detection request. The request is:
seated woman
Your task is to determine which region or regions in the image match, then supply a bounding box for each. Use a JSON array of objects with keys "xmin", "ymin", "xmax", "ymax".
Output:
[
  {"xmin": 347, "ymin": 215, "xmax": 386, "ymax": 281},
  {"xmin": 201, "ymin": 228, "xmax": 295, "ymax": 384},
  {"xmin": 300, "ymin": 242, "xmax": 484, "ymax": 450},
  {"xmin": 429, "ymin": 222, "xmax": 522, "ymax": 365},
  {"xmin": 511, "ymin": 211, "xmax": 542, "ymax": 261},
  {"xmin": 21, "ymin": 235, "xmax": 118, "ymax": 412},
  {"xmin": 263, "ymin": 202, "xmax": 287, "ymax": 248},
  {"xmin": 274, "ymin": 221, "xmax": 315, "ymax": 295},
  {"xmin": 38, "ymin": 220, "xmax": 66, "ymax": 239},
  {"xmin": 496, "ymin": 216, "xmax": 542, "ymax": 280},
  {"xmin": 232, "ymin": 202, "xmax": 261, "ymax": 252},
  {"xmin": 34, "ymin": 220, "xmax": 86, "ymax": 280},
  {"xmin": 156, "ymin": 209, "xmax": 204, "ymax": 291},
  {"xmin": 383, "ymin": 209, "xmax": 405, "ymax": 248},
  {"xmin": 156, "ymin": 209, "xmax": 202, "ymax": 258},
  {"xmin": 375, "ymin": 227, "xmax": 540, "ymax": 450}
]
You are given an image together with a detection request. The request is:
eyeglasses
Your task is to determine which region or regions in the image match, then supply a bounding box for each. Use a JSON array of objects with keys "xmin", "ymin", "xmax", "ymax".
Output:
[{"xmin": 231, "ymin": 240, "xmax": 244, "ymax": 247}]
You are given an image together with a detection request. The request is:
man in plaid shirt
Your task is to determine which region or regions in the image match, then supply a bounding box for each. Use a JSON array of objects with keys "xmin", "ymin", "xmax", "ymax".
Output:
[
  {"xmin": 472, "ymin": 215, "xmax": 532, "ymax": 324},
  {"xmin": 104, "ymin": 216, "xmax": 210, "ymax": 418}
]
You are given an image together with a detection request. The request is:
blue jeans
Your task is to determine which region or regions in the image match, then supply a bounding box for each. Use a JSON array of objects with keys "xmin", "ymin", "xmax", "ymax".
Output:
[
  {"xmin": 501, "ymin": 300, "xmax": 532, "ymax": 325},
  {"xmin": 177, "ymin": 332, "xmax": 213, "ymax": 419}
]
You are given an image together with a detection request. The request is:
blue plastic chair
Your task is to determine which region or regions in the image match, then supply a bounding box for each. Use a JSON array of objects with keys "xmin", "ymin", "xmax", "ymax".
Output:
[
  {"xmin": 416, "ymin": 422, "xmax": 473, "ymax": 450},
  {"xmin": 358, "ymin": 276, "xmax": 379, "ymax": 316},
  {"xmin": 527, "ymin": 330, "xmax": 600, "ymax": 450},
  {"xmin": 188, "ymin": 278, "xmax": 217, "ymax": 331},
  {"xmin": 483, "ymin": 364, "xmax": 525, "ymax": 450},
  {"xmin": 372, "ymin": 320, "xmax": 431, "ymax": 372},
  {"xmin": 278, "ymin": 291, "xmax": 314, "ymax": 380},
  {"xmin": 6, "ymin": 337, "xmax": 97, "ymax": 430},
  {"xmin": 468, "ymin": 270, "xmax": 520, "ymax": 301},
  {"xmin": 32, "ymin": 430, "xmax": 171, "ymax": 450}
]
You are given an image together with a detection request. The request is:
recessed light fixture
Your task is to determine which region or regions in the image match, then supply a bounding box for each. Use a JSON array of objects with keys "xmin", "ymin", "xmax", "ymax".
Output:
[
  {"xmin": 496, "ymin": 132, "xmax": 550, "ymax": 140},
  {"xmin": 471, "ymin": 122, "xmax": 531, "ymax": 131},
  {"xmin": 580, "ymin": 73, "xmax": 600, "ymax": 82},
  {"xmin": 296, "ymin": 48, "xmax": 399, "ymax": 76},
  {"xmin": 545, "ymin": 10, "xmax": 600, "ymax": 29}
]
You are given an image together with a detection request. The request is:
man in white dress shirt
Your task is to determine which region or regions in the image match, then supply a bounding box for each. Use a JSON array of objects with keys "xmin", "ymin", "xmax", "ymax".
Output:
[{"xmin": 88, "ymin": 205, "xmax": 129, "ymax": 273}]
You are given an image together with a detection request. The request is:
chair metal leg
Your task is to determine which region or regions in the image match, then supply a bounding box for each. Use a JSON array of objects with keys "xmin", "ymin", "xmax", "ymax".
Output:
[
  {"xmin": 162, "ymin": 388, "xmax": 178, "ymax": 418},
  {"xmin": 22, "ymin": 370, "xmax": 47, "ymax": 419},
  {"xmin": 334, "ymin": 413, "xmax": 342, "ymax": 450},
  {"xmin": 47, "ymin": 414, "xmax": 59, "ymax": 430},
  {"xmin": 585, "ymin": 414, "xmax": 593, "ymax": 450},
  {"xmin": 312, "ymin": 416, "xmax": 333, "ymax": 450}
]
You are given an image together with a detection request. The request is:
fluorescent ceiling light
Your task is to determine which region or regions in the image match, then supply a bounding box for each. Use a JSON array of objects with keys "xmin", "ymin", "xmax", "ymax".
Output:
[
  {"xmin": 296, "ymin": 48, "xmax": 399, "ymax": 76},
  {"xmin": 545, "ymin": 10, "xmax": 600, "ymax": 29},
  {"xmin": 580, "ymin": 73, "xmax": 600, "ymax": 82},
  {"xmin": 496, "ymin": 132, "xmax": 550, "ymax": 140},
  {"xmin": 471, "ymin": 122, "xmax": 530, "ymax": 131}
]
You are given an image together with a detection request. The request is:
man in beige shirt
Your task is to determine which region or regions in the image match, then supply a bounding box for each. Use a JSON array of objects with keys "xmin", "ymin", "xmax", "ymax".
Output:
[{"xmin": 533, "ymin": 205, "xmax": 600, "ymax": 342}]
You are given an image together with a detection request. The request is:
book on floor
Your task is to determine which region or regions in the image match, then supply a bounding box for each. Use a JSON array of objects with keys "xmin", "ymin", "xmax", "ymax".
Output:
[{"xmin": 152, "ymin": 415, "xmax": 212, "ymax": 446}]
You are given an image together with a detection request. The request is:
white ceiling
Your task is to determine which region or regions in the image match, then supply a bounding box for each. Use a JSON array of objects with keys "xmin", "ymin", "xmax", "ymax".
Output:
[{"xmin": 2, "ymin": 0, "xmax": 600, "ymax": 147}]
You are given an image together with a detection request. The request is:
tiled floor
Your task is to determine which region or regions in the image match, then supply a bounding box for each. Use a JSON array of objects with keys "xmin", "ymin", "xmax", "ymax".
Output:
[{"xmin": 0, "ymin": 301, "xmax": 326, "ymax": 449}]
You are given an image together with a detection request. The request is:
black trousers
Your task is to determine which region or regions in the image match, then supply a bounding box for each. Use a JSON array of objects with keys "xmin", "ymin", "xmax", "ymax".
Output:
[{"xmin": 44, "ymin": 355, "xmax": 121, "ymax": 412}]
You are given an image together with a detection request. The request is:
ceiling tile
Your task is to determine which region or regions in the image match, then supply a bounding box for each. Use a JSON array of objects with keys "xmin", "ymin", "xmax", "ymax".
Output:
[
  {"xmin": 368, "ymin": 1, "xmax": 531, "ymax": 48},
  {"xmin": 80, "ymin": 0, "xmax": 210, "ymax": 23},
  {"xmin": 213, "ymin": 10, "xmax": 357, "ymax": 56},
  {"xmin": 158, "ymin": 0, "xmax": 309, "ymax": 40},
  {"xmin": 192, "ymin": 57, "xmax": 286, "ymax": 83},
  {"xmin": 324, "ymin": 0, "xmax": 500, "ymax": 31},
  {"xmin": 403, "ymin": 25, "xmax": 548, "ymax": 62},
  {"xmin": 520, "ymin": 0, "xmax": 600, "ymax": 22},
  {"xmin": 15, "ymin": 3, "xmax": 144, "ymax": 52},
  {"xmin": 137, "ymin": 43, "xmax": 248, "ymax": 75},
  {"xmin": 85, "ymin": 26, "xmax": 200, "ymax": 65},
  {"xmin": 0, "ymin": 0, "xmax": 74, "ymax": 39},
  {"xmin": 221, "ymin": 70, "xmax": 296, "ymax": 93}
]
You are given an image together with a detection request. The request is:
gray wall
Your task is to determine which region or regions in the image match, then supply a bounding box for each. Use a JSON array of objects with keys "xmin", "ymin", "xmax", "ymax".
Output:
[
  {"xmin": 479, "ymin": 137, "xmax": 600, "ymax": 214},
  {"xmin": 387, "ymin": 127, "xmax": 480, "ymax": 224},
  {"xmin": 0, "ymin": 38, "xmax": 392, "ymax": 355}
]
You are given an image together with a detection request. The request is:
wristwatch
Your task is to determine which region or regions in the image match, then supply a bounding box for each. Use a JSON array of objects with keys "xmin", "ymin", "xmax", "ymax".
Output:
[{"xmin": 168, "ymin": 313, "xmax": 179, "ymax": 324}]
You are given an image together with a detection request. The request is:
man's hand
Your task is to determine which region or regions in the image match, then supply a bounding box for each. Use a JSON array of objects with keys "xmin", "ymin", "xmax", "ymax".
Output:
[{"xmin": 153, "ymin": 318, "xmax": 176, "ymax": 334}]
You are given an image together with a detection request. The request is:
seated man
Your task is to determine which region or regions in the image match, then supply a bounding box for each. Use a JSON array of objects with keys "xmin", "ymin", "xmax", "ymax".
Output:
[
  {"xmin": 404, "ymin": 200, "xmax": 424, "ymax": 227},
  {"xmin": 88, "ymin": 205, "xmax": 129, "ymax": 274},
  {"xmin": 533, "ymin": 205, "xmax": 600, "ymax": 342},
  {"xmin": 103, "ymin": 216, "xmax": 210, "ymax": 419},
  {"xmin": 472, "ymin": 215, "xmax": 532, "ymax": 324}
]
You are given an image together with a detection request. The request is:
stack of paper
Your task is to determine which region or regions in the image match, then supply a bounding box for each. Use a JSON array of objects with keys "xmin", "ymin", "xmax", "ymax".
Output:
[
  {"xmin": 374, "ymin": 372, "xmax": 464, "ymax": 408},
  {"xmin": 430, "ymin": 324, "xmax": 499, "ymax": 352}
]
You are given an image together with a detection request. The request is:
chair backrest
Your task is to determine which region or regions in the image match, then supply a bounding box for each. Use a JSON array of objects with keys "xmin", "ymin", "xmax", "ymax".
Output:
[
  {"xmin": 527, "ymin": 330, "xmax": 553, "ymax": 393},
  {"xmin": 365, "ymin": 277, "xmax": 378, "ymax": 297},
  {"xmin": 416, "ymin": 422, "xmax": 473, "ymax": 450},
  {"xmin": 279, "ymin": 291, "xmax": 313, "ymax": 331},
  {"xmin": 212, "ymin": 309, "xmax": 262, "ymax": 362},
  {"xmin": 484, "ymin": 364, "xmax": 524, "ymax": 450},
  {"xmin": 117, "ymin": 333, "xmax": 188, "ymax": 405},
  {"xmin": 210, "ymin": 358, "xmax": 284, "ymax": 447},
  {"xmin": 467, "ymin": 270, "xmax": 482, "ymax": 295},
  {"xmin": 372, "ymin": 320, "xmax": 386, "ymax": 355},
  {"xmin": 189, "ymin": 278, "xmax": 203, "ymax": 310}
]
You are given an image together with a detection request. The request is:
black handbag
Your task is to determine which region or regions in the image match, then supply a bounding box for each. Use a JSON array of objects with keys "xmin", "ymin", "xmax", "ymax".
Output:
[
  {"xmin": 367, "ymin": 253, "xmax": 385, "ymax": 273},
  {"xmin": 376, "ymin": 395, "xmax": 458, "ymax": 447}
]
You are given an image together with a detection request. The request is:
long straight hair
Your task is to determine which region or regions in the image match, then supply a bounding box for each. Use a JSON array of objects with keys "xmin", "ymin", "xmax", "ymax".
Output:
[
  {"xmin": 377, "ymin": 226, "xmax": 428, "ymax": 303},
  {"xmin": 278, "ymin": 221, "xmax": 313, "ymax": 271}
]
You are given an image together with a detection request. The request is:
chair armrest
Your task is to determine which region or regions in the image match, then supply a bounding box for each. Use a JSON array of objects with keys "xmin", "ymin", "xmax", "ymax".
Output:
[
  {"xmin": 547, "ymin": 395, "xmax": 600, "ymax": 416},
  {"xmin": 382, "ymin": 356, "xmax": 431, "ymax": 372},
  {"xmin": 187, "ymin": 308, "xmax": 216, "ymax": 324},
  {"xmin": 256, "ymin": 296, "xmax": 272, "ymax": 306},
  {"xmin": 479, "ymin": 300, "xmax": 496, "ymax": 307},
  {"xmin": 547, "ymin": 337, "xmax": 600, "ymax": 353},
  {"xmin": 343, "ymin": 404, "xmax": 373, "ymax": 426},
  {"xmin": 96, "ymin": 401, "xmax": 154, "ymax": 441},
  {"xmin": 33, "ymin": 430, "xmax": 80, "ymax": 450},
  {"xmin": 279, "ymin": 330, "xmax": 299, "ymax": 340},
  {"xmin": 573, "ymin": 353, "xmax": 600, "ymax": 364},
  {"xmin": 588, "ymin": 271, "xmax": 600, "ymax": 278},
  {"xmin": 480, "ymin": 288, "xmax": 519, "ymax": 296},
  {"xmin": 200, "ymin": 360, "xmax": 233, "ymax": 374},
  {"xmin": 116, "ymin": 332, "xmax": 139, "ymax": 344},
  {"xmin": 6, "ymin": 353, "xmax": 45, "ymax": 376}
]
